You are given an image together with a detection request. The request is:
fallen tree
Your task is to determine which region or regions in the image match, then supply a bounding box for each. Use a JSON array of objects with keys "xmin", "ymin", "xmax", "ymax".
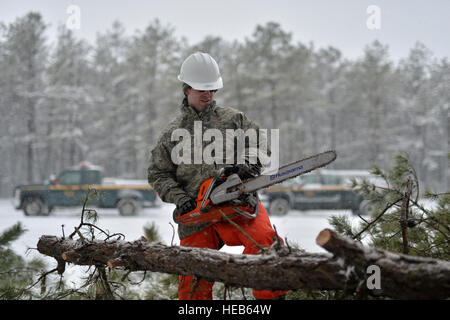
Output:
[{"xmin": 37, "ymin": 228, "xmax": 450, "ymax": 299}]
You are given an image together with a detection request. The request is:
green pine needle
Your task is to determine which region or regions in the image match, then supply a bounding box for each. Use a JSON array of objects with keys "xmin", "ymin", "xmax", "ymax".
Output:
[{"xmin": 0, "ymin": 222, "xmax": 27, "ymax": 247}]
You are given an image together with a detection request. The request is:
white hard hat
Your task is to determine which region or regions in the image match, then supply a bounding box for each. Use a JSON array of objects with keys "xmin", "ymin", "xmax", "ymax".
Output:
[{"xmin": 178, "ymin": 52, "xmax": 223, "ymax": 90}]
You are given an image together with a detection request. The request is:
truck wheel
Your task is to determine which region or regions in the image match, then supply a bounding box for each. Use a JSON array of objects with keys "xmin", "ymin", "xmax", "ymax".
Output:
[
  {"xmin": 269, "ymin": 198, "xmax": 290, "ymax": 216},
  {"xmin": 117, "ymin": 198, "xmax": 141, "ymax": 216},
  {"xmin": 23, "ymin": 197, "xmax": 48, "ymax": 216}
]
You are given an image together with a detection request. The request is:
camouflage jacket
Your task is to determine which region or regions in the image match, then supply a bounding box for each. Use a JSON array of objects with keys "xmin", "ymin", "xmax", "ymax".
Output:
[{"xmin": 148, "ymin": 100, "xmax": 269, "ymax": 239}]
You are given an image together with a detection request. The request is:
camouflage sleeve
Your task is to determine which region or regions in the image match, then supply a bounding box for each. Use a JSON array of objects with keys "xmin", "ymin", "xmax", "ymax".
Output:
[
  {"xmin": 148, "ymin": 137, "xmax": 187, "ymax": 205},
  {"xmin": 238, "ymin": 112, "xmax": 272, "ymax": 170}
]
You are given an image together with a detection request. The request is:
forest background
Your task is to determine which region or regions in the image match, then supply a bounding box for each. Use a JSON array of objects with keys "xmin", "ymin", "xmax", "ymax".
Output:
[{"xmin": 0, "ymin": 11, "xmax": 448, "ymax": 198}]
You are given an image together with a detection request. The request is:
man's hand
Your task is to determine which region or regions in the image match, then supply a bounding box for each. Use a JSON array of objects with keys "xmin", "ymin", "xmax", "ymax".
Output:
[
  {"xmin": 223, "ymin": 163, "xmax": 260, "ymax": 179},
  {"xmin": 177, "ymin": 196, "xmax": 197, "ymax": 214}
]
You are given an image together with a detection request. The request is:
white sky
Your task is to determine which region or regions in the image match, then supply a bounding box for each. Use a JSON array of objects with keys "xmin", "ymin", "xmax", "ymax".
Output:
[{"xmin": 1, "ymin": 0, "xmax": 449, "ymax": 61}]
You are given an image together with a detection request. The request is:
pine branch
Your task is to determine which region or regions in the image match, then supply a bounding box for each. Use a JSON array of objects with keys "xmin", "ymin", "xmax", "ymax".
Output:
[
  {"xmin": 352, "ymin": 196, "xmax": 403, "ymax": 240},
  {"xmin": 0, "ymin": 222, "xmax": 27, "ymax": 247}
]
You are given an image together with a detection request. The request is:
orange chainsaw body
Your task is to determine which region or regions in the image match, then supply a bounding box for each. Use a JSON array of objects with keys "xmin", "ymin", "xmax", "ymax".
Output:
[{"xmin": 175, "ymin": 177, "xmax": 256, "ymax": 226}]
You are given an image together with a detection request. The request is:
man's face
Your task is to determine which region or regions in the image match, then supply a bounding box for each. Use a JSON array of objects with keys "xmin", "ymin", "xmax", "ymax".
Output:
[{"xmin": 186, "ymin": 88, "xmax": 216, "ymax": 112}]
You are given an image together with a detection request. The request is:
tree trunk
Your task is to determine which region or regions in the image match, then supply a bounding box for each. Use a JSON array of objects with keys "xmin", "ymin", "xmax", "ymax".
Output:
[
  {"xmin": 37, "ymin": 228, "xmax": 450, "ymax": 299},
  {"xmin": 315, "ymin": 229, "xmax": 450, "ymax": 299}
]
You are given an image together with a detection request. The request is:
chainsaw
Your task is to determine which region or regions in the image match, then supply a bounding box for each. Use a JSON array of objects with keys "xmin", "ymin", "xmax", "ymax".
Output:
[{"xmin": 175, "ymin": 150, "xmax": 337, "ymax": 225}]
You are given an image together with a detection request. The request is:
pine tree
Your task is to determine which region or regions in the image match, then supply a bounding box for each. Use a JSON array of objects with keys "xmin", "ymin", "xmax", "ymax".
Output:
[
  {"xmin": 0, "ymin": 222, "xmax": 50, "ymax": 299},
  {"xmin": 44, "ymin": 25, "xmax": 92, "ymax": 175},
  {"xmin": 329, "ymin": 153, "xmax": 450, "ymax": 260},
  {"xmin": 3, "ymin": 12, "xmax": 48, "ymax": 183}
]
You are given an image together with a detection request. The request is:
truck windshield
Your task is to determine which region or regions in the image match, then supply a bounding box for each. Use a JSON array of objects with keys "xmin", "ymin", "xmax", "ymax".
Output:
[
  {"xmin": 83, "ymin": 170, "xmax": 100, "ymax": 185},
  {"xmin": 322, "ymin": 175, "xmax": 341, "ymax": 185},
  {"xmin": 300, "ymin": 174, "xmax": 321, "ymax": 185},
  {"xmin": 58, "ymin": 171, "xmax": 81, "ymax": 185}
]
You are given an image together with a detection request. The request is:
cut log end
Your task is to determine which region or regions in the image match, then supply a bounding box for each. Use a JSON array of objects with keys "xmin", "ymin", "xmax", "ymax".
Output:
[
  {"xmin": 107, "ymin": 259, "xmax": 125, "ymax": 269},
  {"xmin": 316, "ymin": 228, "xmax": 332, "ymax": 247},
  {"xmin": 61, "ymin": 250, "xmax": 79, "ymax": 261}
]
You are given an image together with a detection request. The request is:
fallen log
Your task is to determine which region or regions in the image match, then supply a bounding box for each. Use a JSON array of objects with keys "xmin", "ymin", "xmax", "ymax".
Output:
[
  {"xmin": 316, "ymin": 228, "xmax": 450, "ymax": 299},
  {"xmin": 37, "ymin": 235, "xmax": 350, "ymax": 291},
  {"xmin": 37, "ymin": 228, "xmax": 450, "ymax": 299}
]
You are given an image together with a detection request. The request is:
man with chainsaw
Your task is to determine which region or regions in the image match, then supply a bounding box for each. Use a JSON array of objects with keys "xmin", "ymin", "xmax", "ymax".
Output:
[{"xmin": 148, "ymin": 52, "xmax": 286, "ymax": 300}]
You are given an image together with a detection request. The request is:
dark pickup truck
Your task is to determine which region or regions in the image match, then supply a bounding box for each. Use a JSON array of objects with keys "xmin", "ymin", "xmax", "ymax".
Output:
[
  {"xmin": 259, "ymin": 169, "xmax": 382, "ymax": 216},
  {"xmin": 13, "ymin": 162, "xmax": 158, "ymax": 216}
]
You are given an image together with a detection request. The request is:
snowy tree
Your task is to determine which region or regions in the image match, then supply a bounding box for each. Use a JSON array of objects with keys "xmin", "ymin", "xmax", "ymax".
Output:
[
  {"xmin": 427, "ymin": 57, "xmax": 450, "ymax": 191},
  {"xmin": 308, "ymin": 46, "xmax": 347, "ymax": 163},
  {"xmin": 397, "ymin": 42, "xmax": 436, "ymax": 188},
  {"xmin": 240, "ymin": 22, "xmax": 297, "ymax": 128},
  {"xmin": 123, "ymin": 19, "xmax": 183, "ymax": 178},
  {"xmin": 346, "ymin": 40, "xmax": 397, "ymax": 168},
  {"xmin": 43, "ymin": 25, "xmax": 92, "ymax": 177},
  {"xmin": 0, "ymin": 14, "xmax": 448, "ymax": 196},
  {"xmin": 0, "ymin": 22, "xmax": 11, "ymax": 195},
  {"xmin": 234, "ymin": 22, "xmax": 314, "ymax": 164},
  {"xmin": 2, "ymin": 12, "xmax": 47, "ymax": 184},
  {"xmin": 89, "ymin": 21, "xmax": 131, "ymax": 176}
]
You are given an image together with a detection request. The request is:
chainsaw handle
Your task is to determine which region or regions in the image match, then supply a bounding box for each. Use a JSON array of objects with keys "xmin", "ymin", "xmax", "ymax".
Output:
[
  {"xmin": 197, "ymin": 180, "xmax": 209, "ymax": 201},
  {"xmin": 175, "ymin": 175, "xmax": 257, "ymax": 225}
]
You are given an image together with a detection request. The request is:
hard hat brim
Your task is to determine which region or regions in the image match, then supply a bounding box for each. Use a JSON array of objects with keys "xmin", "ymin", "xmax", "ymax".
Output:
[{"xmin": 178, "ymin": 75, "xmax": 223, "ymax": 91}]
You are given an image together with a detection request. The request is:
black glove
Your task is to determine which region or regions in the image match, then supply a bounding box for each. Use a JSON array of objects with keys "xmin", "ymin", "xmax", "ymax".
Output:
[
  {"xmin": 177, "ymin": 196, "xmax": 197, "ymax": 214},
  {"xmin": 223, "ymin": 163, "xmax": 260, "ymax": 180}
]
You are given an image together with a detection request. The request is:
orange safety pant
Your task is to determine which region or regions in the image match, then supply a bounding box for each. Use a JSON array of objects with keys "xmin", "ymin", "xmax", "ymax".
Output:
[{"xmin": 178, "ymin": 202, "xmax": 286, "ymax": 300}]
